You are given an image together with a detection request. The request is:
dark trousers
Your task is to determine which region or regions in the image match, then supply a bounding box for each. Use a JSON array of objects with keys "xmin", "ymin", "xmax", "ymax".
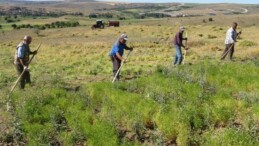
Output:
[
  {"xmin": 15, "ymin": 64, "xmax": 31, "ymax": 89},
  {"xmin": 222, "ymin": 44, "xmax": 235, "ymax": 60},
  {"xmin": 111, "ymin": 55, "xmax": 121, "ymax": 81}
]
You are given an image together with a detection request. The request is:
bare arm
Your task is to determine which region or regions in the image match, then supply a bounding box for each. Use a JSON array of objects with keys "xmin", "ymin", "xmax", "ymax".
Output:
[
  {"xmin": 115, "ymin": 52, "xmax": 125, "ymax": 62},
  {"xmin": 19, "ymin": 59, "xmax": 27, "ymax": 67}
]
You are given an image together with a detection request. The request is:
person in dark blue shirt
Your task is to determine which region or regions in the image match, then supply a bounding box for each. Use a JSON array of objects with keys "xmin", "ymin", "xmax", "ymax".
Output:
[
  {"xmin": 110, "ymin": 34, "xmax": 133, "ymax": 81},
  {"xmin": 173, "ymin": 26, "xmax": 188, "ymax": 65}
]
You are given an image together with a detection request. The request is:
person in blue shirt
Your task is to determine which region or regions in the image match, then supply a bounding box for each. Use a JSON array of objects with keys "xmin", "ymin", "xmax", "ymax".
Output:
[
  {"xmin": 14, "ymin": 36, "xmax": 37, "ymax": 89},
  {"xmin": 110, "ymin": 34, "xmax": 133, "ymax": 81}
]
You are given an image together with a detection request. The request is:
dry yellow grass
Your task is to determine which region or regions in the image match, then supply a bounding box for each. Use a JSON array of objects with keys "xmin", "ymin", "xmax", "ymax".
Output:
[{"xmin": 0, "ymin": 14, "xmax": 258, "ymax": 90}]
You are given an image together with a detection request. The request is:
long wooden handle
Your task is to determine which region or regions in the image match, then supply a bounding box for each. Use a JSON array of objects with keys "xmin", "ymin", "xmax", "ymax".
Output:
[
  {"xmin": 9, "ymin": 43, "xmax": 42, "ymax": 95},
  {"xmin": 221, "ymin": 32, "xmax": 241, "ymax": 59},
  {"xmin": 112, "ymin": 51, "xmax": 132, "ymax": 83},
  {"xmin": 183, "ymin": 32, "xmax": 188, "ymax": 65},
  {"xmin": 28, "ymin": 43, "xmax": 42, "ymax": 64},
  {"xmin": 221, "ymin": 43, "xmax": 234, "ymax": 59}
]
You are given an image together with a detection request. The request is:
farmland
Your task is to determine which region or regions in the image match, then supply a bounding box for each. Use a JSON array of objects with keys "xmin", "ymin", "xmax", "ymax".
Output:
[{"xmin": 0, "ymin": 0, "xmax": 259, "ymax": 145}]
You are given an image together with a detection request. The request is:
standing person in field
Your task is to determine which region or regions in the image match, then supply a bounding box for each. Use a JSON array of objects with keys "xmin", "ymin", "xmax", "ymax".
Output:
[
  {"xmin": 221, "ymin": 22, "xmax": 241, "ymax": 61},
  {"xmin": 173, "ymin": 26, "xmax": 188, "ymax": 65},
  {"xmin": 109, "ymin": 34, "xmax": 133, "ymax": 81},
  {"xmin": 14, "ymin": 36, "xmax": 37, "ymax": 89}
]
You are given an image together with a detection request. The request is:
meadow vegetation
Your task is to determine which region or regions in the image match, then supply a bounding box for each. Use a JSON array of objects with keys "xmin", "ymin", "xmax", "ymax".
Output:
[{"xmin": 0, "ymin": 2, "xmax": 259, "ymax": 145}]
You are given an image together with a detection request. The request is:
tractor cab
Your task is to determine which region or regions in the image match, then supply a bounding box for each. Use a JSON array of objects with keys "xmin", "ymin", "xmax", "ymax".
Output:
[{"xmin": 91, "ymin": 20, "xmax": 104, "ymax": 29}]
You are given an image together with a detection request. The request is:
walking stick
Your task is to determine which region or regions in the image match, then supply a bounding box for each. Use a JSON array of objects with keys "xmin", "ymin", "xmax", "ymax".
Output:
[
  {"xmin": 183, "ymin": 31, "xmax": 188, "ymax": 65},
  {"xmin": 9, "ymin": 43, "xmax": 42, "ymax": 96},
  {"xmin": 112, "ymin": 50, "xmax": 132, "ymax": 83}
]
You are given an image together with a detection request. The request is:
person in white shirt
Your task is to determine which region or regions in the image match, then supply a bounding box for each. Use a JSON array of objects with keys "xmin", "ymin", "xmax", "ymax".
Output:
[{"xmin": 221, "ymin": 22, "xmax": 241, "ymax": 61}]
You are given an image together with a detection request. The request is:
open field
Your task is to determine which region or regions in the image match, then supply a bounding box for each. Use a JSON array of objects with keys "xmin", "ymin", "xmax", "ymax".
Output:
[{"xmin": 0, "ymin": 1, "xmax": 259, "ymax": 145}]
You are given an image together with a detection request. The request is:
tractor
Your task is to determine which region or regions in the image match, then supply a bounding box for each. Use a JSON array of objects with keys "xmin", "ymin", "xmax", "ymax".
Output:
[{"xmin": 91, "ymin": 20, "xmax": 104, "ymax": 29}]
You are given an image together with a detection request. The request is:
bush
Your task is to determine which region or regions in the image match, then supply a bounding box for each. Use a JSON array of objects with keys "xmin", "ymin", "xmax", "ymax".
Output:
[
  {"xmin": 208, "ymin": 17, "xmax": 213, "ymax": 21},
  {"xmin": 6, "ymin": 19, "xmax": 15, "ymax": 23},
  {"xmin": 11, "ymin": 24, "xmax": 17, "ymax": 29},
  {"xmin": 89, "ymin": 13, "xmax": 98, "ymax": 18}
]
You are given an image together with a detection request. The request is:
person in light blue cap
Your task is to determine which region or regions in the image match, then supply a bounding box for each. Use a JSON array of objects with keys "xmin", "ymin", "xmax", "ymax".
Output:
[{"xmin": 109, "ymin": 34, "xmax": 133, "ymax": 81}]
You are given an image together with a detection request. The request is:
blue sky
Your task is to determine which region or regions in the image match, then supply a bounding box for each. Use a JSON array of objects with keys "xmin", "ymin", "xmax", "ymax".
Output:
[
  {"xmin": 26, "ymin": 0, "xmax": 259, "ymax": 4},
  {"xmin": 99, "ymin": 0, "xmax": 259, "ymax": 4}
]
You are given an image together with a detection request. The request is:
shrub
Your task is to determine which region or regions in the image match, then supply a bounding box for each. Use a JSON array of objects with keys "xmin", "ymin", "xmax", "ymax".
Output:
[
  {"xmin": 207, "ymin": 34, "xmax": 217, "ymax": 39},
  {"xmin": 6, "ymin": 19, "xmax": 15, "ymax": 23},
  {"xmin": 11, "ymin": 24, "xmax": 17, "ymax": 29},
  {"xmin": 89, "ymin": 13, "xmax": 97, "ymax": 18}
]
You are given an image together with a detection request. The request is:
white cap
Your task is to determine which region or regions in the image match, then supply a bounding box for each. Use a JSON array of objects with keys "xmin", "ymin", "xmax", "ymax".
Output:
[
  {"xmin": 120, "ymin": 34, "xmax": 128, "ymax": 41},
  {"xmin": 179, "ymin": 26, "xmax": 185, "ymax": 31}
]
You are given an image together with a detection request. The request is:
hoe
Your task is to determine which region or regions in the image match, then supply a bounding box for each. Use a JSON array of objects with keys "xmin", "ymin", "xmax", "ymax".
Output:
[
  {"xmin": 112, "ymin": 50, "xmax": 132, "ymax": 83},
  {"xmin": 221, "ymin": 31, "xmax": 242, "ymax": 60},
  {"xmin": 183, "ymin": 31, "xmax": 188, "ymax": 65}
]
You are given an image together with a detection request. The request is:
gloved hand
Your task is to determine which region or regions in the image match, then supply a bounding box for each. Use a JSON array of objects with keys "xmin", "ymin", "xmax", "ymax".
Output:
[
  {"xmin": 23, "ymin": 66, "xmax": 29, "ymax": 71},
  {"xmin": 33, "ymin": 50, "xmax": 38, "ymax": 55}
]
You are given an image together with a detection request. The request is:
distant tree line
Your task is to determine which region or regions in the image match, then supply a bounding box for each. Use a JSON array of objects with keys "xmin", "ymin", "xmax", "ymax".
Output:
[
  {"xmin": 0, "ymin": 6, "xmax": 84, "ymax": 17},
  {"xmin": 133, "ymin": 13, "xmax": 171, "ymax": 19},
  {"xmin": 11, "ymin": 21, "xmax": 80, "ymax": 30},
  {"xmin": 89, "ymin": 13, "xmax": 113, "ymax": 19}
]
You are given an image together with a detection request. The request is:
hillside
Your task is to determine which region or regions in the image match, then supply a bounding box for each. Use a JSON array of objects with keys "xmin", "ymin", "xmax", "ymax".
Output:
[{"xmin": 0, "ymin": 1, "xmax": 259, "ymax": 145}]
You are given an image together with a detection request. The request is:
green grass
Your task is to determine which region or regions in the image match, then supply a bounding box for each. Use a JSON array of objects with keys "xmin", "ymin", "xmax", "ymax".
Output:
[{"xmin": 1, "ymin": 60, "xmax": 258, "ymax": 145}]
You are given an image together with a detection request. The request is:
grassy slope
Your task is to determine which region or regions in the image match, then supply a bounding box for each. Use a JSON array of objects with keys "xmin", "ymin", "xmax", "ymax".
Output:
[{"xmin": 0, "ymin": 3, "xmax": 259, "ymax": 145}]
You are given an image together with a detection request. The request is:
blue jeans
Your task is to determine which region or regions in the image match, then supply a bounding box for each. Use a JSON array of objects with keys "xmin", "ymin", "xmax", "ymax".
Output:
[{"xmin": 174, "ymin": 45, "xmax": 182, "ymax": 65}]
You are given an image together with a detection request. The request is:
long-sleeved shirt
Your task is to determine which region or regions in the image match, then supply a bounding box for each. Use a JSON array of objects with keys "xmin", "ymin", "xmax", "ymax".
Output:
[
  {"xmin": 174, "ymin": 32, "xmax": 184, "ymax": 46},
  {"xmin": 225, "ymin": 27, "xmax": 238, "ymax": 44}
]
